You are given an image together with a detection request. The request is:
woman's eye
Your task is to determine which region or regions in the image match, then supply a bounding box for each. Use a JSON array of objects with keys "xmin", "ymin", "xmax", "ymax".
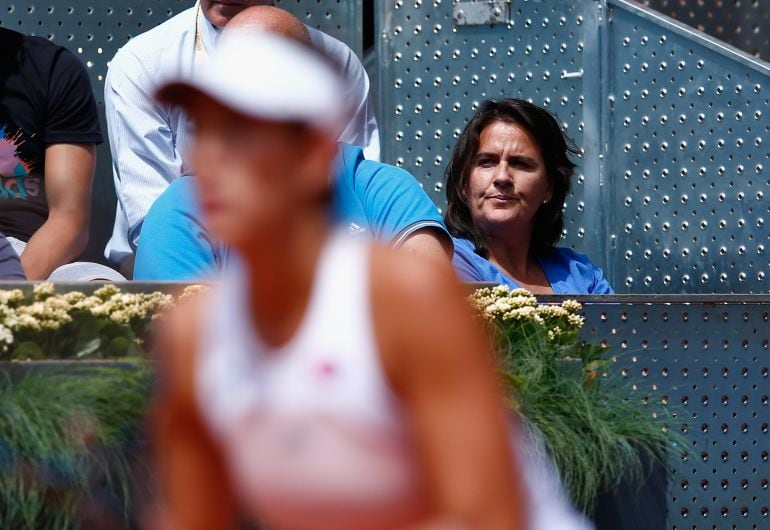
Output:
[
  {"xmin": 477, "ymin": 158, "xmax": 496, "ymax": 167},
  {"xmin": 509, "ymin": 159, "xmax": 535, "ymax": 170}
]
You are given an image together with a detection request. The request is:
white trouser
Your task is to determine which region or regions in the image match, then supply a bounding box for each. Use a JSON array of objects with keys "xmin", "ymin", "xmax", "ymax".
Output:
[{"xmin": 8, "ymin": 237, "xmax": 127, "ymax": 281}]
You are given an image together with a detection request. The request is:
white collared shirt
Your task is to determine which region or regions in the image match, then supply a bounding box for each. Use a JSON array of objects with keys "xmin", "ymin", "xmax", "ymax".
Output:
[{"xmin": 103, "ymin": 4, "xmax": 380, "ymax": 264}]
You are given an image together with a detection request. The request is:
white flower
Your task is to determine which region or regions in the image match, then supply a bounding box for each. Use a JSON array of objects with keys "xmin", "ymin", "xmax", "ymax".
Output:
[
  {"xmin": 33, "ymin": 282, "xmax": 56, "ymax": 299},
  {"xmin": 180, "ymin": 285, "xmax": 207, "ymax": 298},
  {"xmin": 110, "ymin": 310, "xmax": 130, "ymax": 324},
  {"xmin": 0, "ymin": 324, "xmax": 13, "ymax": 352},
  {"xmin": 62, "ymin": 291, "xmax": 86, "ymax": 304},
  {"xmin": 5, "ymin": 312, "xmax": 40, "ymax": 331},
  {"xmin": 0, "ymin": 289, "xmax": 25, "ymax": 307},
  {"xmin": 568, "ymin": 314, "xmax": 585, "ymax": 328},
  {"xmin": 94, "ymin": 284, "xmax": 120, "ymax": 300},
  {"xmin": 563, "ymin": 299, "xmax": 582, "ymax": 313}
]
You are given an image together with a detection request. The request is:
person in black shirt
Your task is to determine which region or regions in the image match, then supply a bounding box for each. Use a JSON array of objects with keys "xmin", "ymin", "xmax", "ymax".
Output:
[{"xmin": 0, "ymin": 28, "xmax": 102, "ymax": 280}]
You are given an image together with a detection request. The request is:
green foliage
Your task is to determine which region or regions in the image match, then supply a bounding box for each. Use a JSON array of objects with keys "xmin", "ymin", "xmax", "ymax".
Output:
[
  {"xmin": 0, "ymin": 361, "xmax": 152, "ymax": 530},
  {"xmin": 0, "ymin": 283, "xmax": 175, "ymax": 361},
  {"xmin": 0, "ymin": 284, "xmax": 207, "ymax": 527},
  {"xmin": 470, "ymin": 286, "xmax": 676, "ymax": 514}
]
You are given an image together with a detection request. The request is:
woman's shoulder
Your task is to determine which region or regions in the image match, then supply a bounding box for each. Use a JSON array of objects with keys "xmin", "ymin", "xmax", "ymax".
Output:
[
  {"xmin": 450, "ymin": 237, "xmax": 491, "ymax": 280},
  {"xmin": 449, "ymin": 237, "xmax": 521, "ymax": 288},
  {"xmin": 543, "ymin": 247, "xmax": 614, "ymax": 294},
  {"xmin": 547, "ymin": 246, "xmax": 599, "ymax": 266}
]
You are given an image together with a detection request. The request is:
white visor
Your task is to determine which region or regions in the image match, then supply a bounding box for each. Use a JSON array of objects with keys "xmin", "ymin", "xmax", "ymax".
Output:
[{"xmin": 156, "ymin": 30, "xmax": 348, "ymax": 136}]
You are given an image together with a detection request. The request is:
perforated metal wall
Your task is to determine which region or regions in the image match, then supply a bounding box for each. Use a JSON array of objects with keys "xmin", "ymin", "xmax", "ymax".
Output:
[
  {"xmin": 0, "ymin": 1, "xmax": 362, "ymax": 263},
  {"xmin": 378, "ymin": 0, "xmax": 770, "ymax": 294},
  {"xmin": 274, "ymin": 0, "xmax": 362, "ymax": 56},
  {"xmin": 605, "ymin": 1, "xmax": 770, "ymax": 294},
  {"xmin": 376, "ymin": 0, "xmax": 594, "ymax": 254},
  {"xmin": 0, "ymin": 1, "xmax": 361, "ymax": 100},
  {"xmin": 641, "ymin": 0, "xmax": 770, "ymax": 62},
  {"xmin": 571, "ymin": 297, "xmax": 770, "ymax": 529}
]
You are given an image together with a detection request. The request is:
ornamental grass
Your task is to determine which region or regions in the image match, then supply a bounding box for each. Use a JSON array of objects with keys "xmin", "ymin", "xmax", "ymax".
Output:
[
  {"xmin": 470, "ymin": 285, "xmax": 676, "ymax": 514},
  {"xmin": 0, "ymin": 363, "xmax": 151, "ymax": 530},
  {"xmin": 0, "ymin": 283, "xmax": 204, "ymax": 528}
]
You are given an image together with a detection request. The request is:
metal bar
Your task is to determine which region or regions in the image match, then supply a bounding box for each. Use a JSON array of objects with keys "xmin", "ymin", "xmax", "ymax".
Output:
[
  {"xmin": 607, "ymin": 0, "xmax": 770, "ymax": 74},
  {"xmin": 535, "ymin": 294, "xmax": 770, "ymax": 304},
  {"xmin": 580, "ymin": 0, "xmax": 612, "ymax": 286}
]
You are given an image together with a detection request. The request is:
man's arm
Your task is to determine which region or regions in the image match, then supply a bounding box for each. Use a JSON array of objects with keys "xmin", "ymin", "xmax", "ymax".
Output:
[
  {"xmin": 134, "ymin": 177, "xmax": 221, "ymax": 281},
  {"xmin": 399, "ymin": 228, "xmax": 453, "ymax": 262},
  {"xmin": 21, "ymin": 143, "xmax": 94, "ymax": 280},
  {"xmin": 354, "ymin": 155, "xmax": 452, "ymax": 260},
  {"xmin": 105, "ymin": 49, "xmax": 185, "ymax": 256}
]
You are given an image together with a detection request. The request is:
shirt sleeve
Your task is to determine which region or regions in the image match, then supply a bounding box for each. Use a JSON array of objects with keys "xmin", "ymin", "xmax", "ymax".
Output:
[
  {"xmin": 308, "ymin": 28, "xmax": 380, "ymax": 161},
  {"xmin": 44, "ymin": 46, "xmax": 102, "ymax": 145},
  {"xmin": 133, "ymin": 178, "xmax": 219, "ymax": 281},
  {"xmin": 450, "ymin": 237, "xmax": 486, "ymax": 282},
  {"xmin": 351, "ymin": 156, "xmax": 449, "ymax": 246},
  {"xmin": 104, "ymin": 47, "xmax": 184, "ymax": 248},
  {"xmin": 556, "ymin": 247, "xmax": 615, "ymax": 294},
  {"xmin": 589, "ymin": 266, "xmax": 614, "ymax": 294}
]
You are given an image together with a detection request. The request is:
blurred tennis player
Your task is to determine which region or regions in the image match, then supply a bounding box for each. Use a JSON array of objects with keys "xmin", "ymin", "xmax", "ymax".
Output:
[{"xmin": 151, "ymin": 27, "xmax": 591, "ymax": 530}]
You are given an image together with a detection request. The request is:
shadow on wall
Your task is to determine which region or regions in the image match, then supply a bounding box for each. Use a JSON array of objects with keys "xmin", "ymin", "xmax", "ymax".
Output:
[{"xmin": 641, "ymin": 0, "xmax": 770, "ymax": 61}]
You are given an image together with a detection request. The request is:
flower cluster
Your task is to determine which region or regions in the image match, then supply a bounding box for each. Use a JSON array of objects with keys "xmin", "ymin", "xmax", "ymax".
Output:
[
  {"xmin": 178, "ymin": 284, "xmax": 209, "ymax": 302},
  {"xmin": 469, "ymin": 285, "xmax": 584, "ymax": 341},
  {"xmin": 0, "ymin": 283, "xmax": 191, "ymax": 358},
  {"xmin": 71, "ymin": 285, "xmax": 174, "ymax": 325},
  {"xmin": 467, "ymin": 284, "xmax": 674, "ymax": 513}
]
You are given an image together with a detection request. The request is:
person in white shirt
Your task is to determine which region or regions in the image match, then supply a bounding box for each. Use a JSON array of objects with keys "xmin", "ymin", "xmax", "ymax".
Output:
[{"xmin": 104, "ymin": 0, "xmax": 379, "ymax": 272}]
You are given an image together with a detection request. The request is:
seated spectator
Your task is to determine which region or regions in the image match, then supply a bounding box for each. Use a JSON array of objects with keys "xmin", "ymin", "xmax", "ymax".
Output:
[
  {"xmin": 0, "ymin": 28, "xmax": 111, "ymax": 280},
  {"xmin": 134, "ymin": 144, "xmax": 451, "ymax": 280},
  {"xmin": 444, "ymin": 99, "xmax": 612, "ymax": 294},
  {"xmin": 133, "ymin": 7, "xmax": 450, "ymax": 281},
  {"xmin": 104, "ymin": 1, "xmax": 379, "ymax": 273}
]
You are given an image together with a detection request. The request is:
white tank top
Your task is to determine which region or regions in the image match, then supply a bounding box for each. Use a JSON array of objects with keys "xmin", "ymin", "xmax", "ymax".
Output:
[
  {"xmin": 197, "ymin": 233, "xmax": 428, "ymax": 530},
  {"xmin": 197, "ymin": 232, "xmax": 594, "ymax": 530}
]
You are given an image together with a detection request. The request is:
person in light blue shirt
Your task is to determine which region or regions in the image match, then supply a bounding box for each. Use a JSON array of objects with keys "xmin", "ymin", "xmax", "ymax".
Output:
[
  {"xmin": 103, "ymin": 2, "xmax": 379, "ymax": 269},
  {"xmin": 444, "ymin": 98, "xmax": 612, "ymax": 294},
  {"xmin": 134, "ymin": 143, "xmax": 451, "ymax": 280}
]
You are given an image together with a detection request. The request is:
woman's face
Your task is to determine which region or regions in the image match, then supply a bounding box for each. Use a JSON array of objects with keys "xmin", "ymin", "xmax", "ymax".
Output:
[
  {"xmin": 466, "ymin": 120, "xmax": 552, "ymax": 238},
  {"xmin": 186, "ymin": 96, "xmax": 334, "ymax": 248}
]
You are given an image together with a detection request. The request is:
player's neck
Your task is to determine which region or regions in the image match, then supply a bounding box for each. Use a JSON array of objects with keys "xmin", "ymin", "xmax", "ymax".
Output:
[{"xmin": 242, "ymin": 216, "xmax": 330, "ymax": 349}]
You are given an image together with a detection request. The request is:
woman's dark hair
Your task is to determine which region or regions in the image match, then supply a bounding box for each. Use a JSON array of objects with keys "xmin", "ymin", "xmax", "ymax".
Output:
[{"xmin": 444, "ymin": 98, "xmax": 579, "ymax": 257}]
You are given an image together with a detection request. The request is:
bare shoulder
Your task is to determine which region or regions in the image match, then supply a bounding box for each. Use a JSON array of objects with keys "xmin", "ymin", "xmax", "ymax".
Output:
[
  {"xmin": 369, "ymin": 244, "xmax": 462, "ymax": 308},
  {"xmin": 369, "ymin": 246, "xmax": 488, "ymax": 382},
  {"xmin": 159, "ymin": 292, "xmax": 204, "ymax": 356}
]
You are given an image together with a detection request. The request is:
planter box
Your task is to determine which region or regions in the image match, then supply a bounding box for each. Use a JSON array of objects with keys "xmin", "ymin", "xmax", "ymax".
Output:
[
  {"xmin": 593, "ymin": 449, "xmax": 668, "ymax": 530},
  {"xmin": 0, "ymin": 359, "xmax": 143, "ymax": 380}
]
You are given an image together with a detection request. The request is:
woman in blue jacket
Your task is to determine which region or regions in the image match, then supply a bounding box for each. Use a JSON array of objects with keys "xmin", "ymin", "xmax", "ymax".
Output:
[{"xmin": 445, "ymin": 98, "xmax": 613, "ymax": 294}]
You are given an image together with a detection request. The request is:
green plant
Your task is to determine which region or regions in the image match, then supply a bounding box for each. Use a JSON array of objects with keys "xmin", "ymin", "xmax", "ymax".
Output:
[
  {"xmin": 0, "ymin": 362, "xmax": 152, "ymax": 530},
  {"xmin": 470, "ymin": 286, "xmax": 675, "ymax": 514},
  {"xmin": 0, "ymin": 283, "xmax": 177, "ymax": 361},
  {"xmin": 0, "ymin": 283, "xmax": 206, "ymax": 528}
]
